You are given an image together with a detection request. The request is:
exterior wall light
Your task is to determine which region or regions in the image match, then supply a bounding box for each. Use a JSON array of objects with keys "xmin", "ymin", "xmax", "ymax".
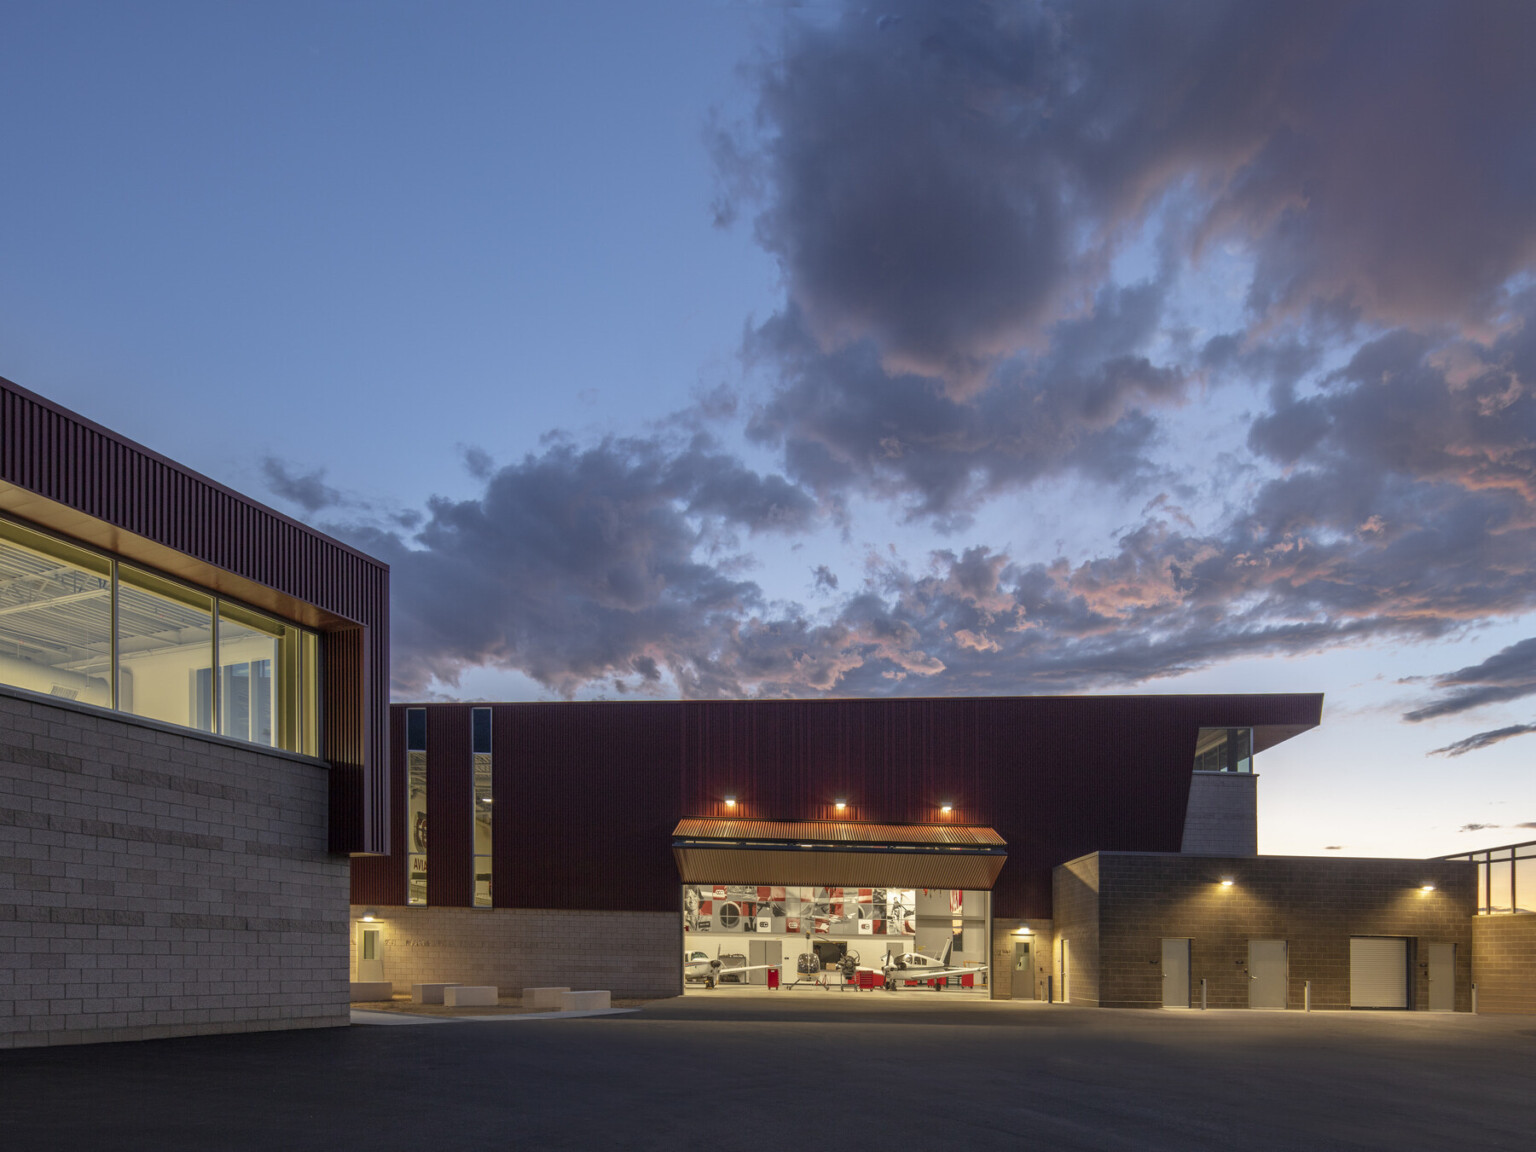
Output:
[
  {"xmin": 1420, "ymin": 883, "xmax": 1436, "ymax": 892},
  {"xmin": 834, "ymin": 800, "xmax": 847, "ymax": 812},
  {"xmin": 724, "ymin": 797, "xmax": 737, "ymax": 809},
  {"xmin": 1014, "ymin": 925, "xmax": 1031, "ymax": 935},
  {"xmin": 1219, "ymin": 878, "xmax": 1235, "ymax": 887},
  {"xmin": 361, "ymin": 908, "xmax": 380, "ymax": 922},
  {"xmin": 940, "ymin": 804, "xmax": 953, "ymax": 815}
]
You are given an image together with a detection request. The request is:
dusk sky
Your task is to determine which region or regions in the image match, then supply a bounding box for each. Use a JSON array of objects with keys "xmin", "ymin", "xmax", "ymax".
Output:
[{"xmin": 3, "ymin": 1, "xmax": 1532, "ymax": 860}]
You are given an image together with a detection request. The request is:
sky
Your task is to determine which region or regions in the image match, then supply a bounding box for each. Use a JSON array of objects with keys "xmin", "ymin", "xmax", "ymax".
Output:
[{"xmin": 2, "ymin": 1, "xmax": 1532, "ymax": 860}]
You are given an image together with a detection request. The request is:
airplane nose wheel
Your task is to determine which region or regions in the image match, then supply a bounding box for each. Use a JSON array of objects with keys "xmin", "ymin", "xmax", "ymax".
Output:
[{"xmin": 705, "ymin": 976, "xmax": 715, "ymax": 990}]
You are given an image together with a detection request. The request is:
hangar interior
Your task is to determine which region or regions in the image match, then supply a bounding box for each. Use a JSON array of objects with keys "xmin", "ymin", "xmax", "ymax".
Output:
[{"xmin": 683, "ymin": 885, "xmax": 991, "ymax": 991}]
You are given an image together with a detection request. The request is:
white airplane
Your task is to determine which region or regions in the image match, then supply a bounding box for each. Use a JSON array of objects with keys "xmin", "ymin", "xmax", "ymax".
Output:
[
  {"xmin": 683, "ymin": 949, "xmax": 778, "ymax": 989},
  {"xmin": 878, "ymin": 937, "xmax": 988, "ymax": 988}
]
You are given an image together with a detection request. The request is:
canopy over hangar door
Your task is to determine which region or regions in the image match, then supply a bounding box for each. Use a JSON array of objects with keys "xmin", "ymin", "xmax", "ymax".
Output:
[
  {"xmin": 1351, "ymin": 937, "xmax": 1409, "ymax": 1009},
  {"xmin": 671, "ymin": 819, "xmax": 1007, "ymax": 890}
]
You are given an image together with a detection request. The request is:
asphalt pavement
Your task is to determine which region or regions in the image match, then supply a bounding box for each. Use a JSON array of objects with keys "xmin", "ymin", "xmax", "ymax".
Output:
[{"xmin": 2, "ymin": 994, "xmax": 1532, "ymax": 1151}]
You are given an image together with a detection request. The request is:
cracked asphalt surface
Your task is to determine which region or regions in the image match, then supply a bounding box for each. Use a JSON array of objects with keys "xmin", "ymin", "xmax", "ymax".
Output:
[{"xmin": 3, "ymin": 994, "xmax": 1532, "ymax": 1150}]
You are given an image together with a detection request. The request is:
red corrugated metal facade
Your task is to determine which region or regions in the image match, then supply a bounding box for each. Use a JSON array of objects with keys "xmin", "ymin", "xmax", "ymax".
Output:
[
  {"xmin": 0, "ymin": 375, "xmax": 391, "ymax": 854},
  {"xmin": 356, "ymin": 694, "xmax": 1321, "ymax": 919}
]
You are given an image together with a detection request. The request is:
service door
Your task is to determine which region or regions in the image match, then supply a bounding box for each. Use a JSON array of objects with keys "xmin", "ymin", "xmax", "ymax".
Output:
[
  {"xmin": 1427, "ymin": 942, "xmax": 1455, "ymax": 1012},
  {"xmin": 1248, "ymin": 940, "xmax": 1287, "ymax": 1009},
  {"xmin": 1060, "ymin": 939, "xmax": 1071, "ymax": 1003},
  {"xmin": 1162, "ymin": 939, "xmax": 1190, "ymax": 1008},
  {"xmin": 748, "ymin": 940, "xmax": 782, "ymax": 986},
  {"xmin": 1013, "ymin": 940, "xmax": 1035, "ymax": 1000},
  {"xmin": 1351, "ymin": 937, "xmax": 1409, "ymax": 1008},
  {"xmin": 357, "ymin": 926, "xmax": 384, "ymax": 983}
]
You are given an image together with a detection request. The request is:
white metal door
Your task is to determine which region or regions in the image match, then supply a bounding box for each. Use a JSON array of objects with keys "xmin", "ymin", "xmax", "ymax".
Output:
[
  {"xmin": 1427, "ymin": 942, "xmax": 1455, "ymax": 1011},
  {"xmin": 1162, "ymin": 939, "xmax": 1190, "ymax": 1007},
  {"xmin": 357, "ymin": 926, "xmax": 384, "ymax": 982},
  {"xmin": 1013, "ymin": 940, "xmax": 1035, "ymax": 1000},
  {"xmin": 1248, "ymin": 939, "xmax": 1287, "ymax": 1009},
  {"xmin": 1351, "ymin": 937, "xmax": 1408, "ymax": 1008}
]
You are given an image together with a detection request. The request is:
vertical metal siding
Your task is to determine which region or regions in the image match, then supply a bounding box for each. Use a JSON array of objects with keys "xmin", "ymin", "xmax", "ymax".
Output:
[
  {"xmin": 351, "ymin": 706, "xmax": 407, "ymax": 905},
  {"xmin": 1, "ymin": 375, "xmax": 390, "ymax": 854}
]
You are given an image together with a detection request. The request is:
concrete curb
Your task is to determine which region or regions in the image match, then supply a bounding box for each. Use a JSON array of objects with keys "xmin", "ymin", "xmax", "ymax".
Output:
[{"xmin": 350, "ymin": 1007, "xmax": 638, "ymax": 1026}]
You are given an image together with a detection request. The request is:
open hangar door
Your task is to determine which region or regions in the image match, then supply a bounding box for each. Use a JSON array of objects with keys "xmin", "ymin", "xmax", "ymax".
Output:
[{"xmin": 674, "ymin": 819, "xmax": 1005, "ymax": 996}]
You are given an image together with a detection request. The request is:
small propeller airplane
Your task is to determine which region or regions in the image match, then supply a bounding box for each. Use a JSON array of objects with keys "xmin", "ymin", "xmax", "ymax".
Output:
[
  {"xmin": 877, "ymin": 937, "xmax": 988, "ymax": 989},
  {"xmin": 683, "ymin": 948, "xmax": 779, "ymax": 989}
]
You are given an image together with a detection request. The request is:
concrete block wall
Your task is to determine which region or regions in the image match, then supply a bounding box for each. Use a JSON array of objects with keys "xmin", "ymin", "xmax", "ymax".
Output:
[
  {"xmin": 1084, "ymin": 852, "xmax": 1476, "ymax": 1010},
  {"xmin": 0, "ymin": 690, "xmax": 350, "ymax": 1048},
  {"xmin": 1180, "ymin": 772, "xmax": 1257, "ymax": 855},
  {"xmin": 1472, "ymin": 914, "xmax": 1536, "ymax": 1014},
  {"xmin": 347, "ymin": 905, "xmax": 683, "ymax": 998},
  {"xmin": 1051, "ymin": 855, "xmax": 1101, "ymax": 1006}
]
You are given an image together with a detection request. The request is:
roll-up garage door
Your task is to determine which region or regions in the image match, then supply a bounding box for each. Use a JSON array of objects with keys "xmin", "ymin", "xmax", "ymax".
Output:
[{"xmin": 1350, "ymin": 937, "xmax": 1408, "ymax": 1008}]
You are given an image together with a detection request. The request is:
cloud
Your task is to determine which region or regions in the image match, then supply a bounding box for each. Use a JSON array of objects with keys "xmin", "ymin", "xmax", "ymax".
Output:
[
  {"xmin": 1430, "ymin": 724, "xmax": 1536, "ymax": 758},
  {"xmin": 1406, "ymin": 637, "xmax": 1536, "ymax": 721},
  {"xmin": 261, "ymin": 457, "xmax": 341, "ymax": 514}
]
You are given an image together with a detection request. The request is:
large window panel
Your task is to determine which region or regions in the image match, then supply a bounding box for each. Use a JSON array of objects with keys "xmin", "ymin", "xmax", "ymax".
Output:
[
  {"xmin": 218, "ymin": 602, "xmax": 294, "ymax": 748},
  {"xmin": 117, "ymin": 566, "xmax": 215, "ymax": 732},
  {"xmin": 472, "ymin": 706, "xmax": 493, "ymax": 907},
  {"xmin": 0, "ymin": 519, "xmax": 112, "ymax": 707}
]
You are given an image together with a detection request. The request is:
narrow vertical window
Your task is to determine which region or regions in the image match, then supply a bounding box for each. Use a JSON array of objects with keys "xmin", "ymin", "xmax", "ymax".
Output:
[
  {"xmin": 472, "ymin": 707, "xmax": 493, "ymax": 908},
  {"xmin": 406, "ymin": 707, "xmax": 428, "ymax": 905}
]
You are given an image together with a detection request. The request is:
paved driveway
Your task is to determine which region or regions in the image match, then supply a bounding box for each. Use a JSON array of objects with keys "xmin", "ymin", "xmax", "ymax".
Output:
[{"xmin": 3, "ymin": 996, "xmax": 1531, "ymax": 1150}]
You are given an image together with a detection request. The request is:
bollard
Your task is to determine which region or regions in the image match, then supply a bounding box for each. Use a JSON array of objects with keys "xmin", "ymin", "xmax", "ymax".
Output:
[
  {"xmin": 1200, "ymin": 977, "xmax": 1207, "ymax": 1010},
  {"xmin": 1304, "ymin": 980, "xmax": 1311, "ymax": 1012}
]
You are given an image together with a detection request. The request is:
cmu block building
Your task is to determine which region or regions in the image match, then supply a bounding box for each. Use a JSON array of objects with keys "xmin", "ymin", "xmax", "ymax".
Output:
[{"xmin": 0, "ymin": 376, "xmax": 388, "ymax": 1048}]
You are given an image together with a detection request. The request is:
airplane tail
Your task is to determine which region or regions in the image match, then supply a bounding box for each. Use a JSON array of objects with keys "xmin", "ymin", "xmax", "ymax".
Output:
[{"xmin": 937, "ymin": 935, "xmax": 954, "ymax": 966}]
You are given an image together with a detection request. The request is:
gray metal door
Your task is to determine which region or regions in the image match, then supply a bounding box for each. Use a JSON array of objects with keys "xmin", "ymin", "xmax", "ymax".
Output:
[
  {"xmin": 1161, "ymin": 939, "xmax": 1190, "ymax": 1007},
  {"xmin": 1350, "ymin": 937, "xmax": 1408, "ymax": 1008},
  {"xmin": 1248, "ymin": 939, "xmax": 1287, "ymax": 1009},
  {"xmin": 747, "ymin": 940, "xmax": 782, "ymax": 985},
  {"xmin": 1427, "ymin": 942, "xmax": 1455, "ymax": 1011},
  {"xmin": 1013, "ymin": 940, "xmax": 1034, "ymax": 1000},
  {"xmin": 357, "ymin": 926, "xmax": 384, "ymax": 983}
]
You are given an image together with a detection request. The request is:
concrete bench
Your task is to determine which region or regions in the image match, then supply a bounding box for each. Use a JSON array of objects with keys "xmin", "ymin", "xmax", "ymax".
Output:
[
  {"xmin": 559, "ymin": 990, "xmax": 610, "ymax": 1011},
  {"xmin": 411, "ymin": 982, "xmax": 462, "ymax": 1005},
  {"xmin": 350, "ymin": 981, "xmax": 394, "ymax": 1002},
  {"xmin": 443, "ymin": 985, "xmax": 498, "ymax": 1007},
  {"xmin": 523, "ymin": 986, "xmax": 571, "ymax": 1010}
]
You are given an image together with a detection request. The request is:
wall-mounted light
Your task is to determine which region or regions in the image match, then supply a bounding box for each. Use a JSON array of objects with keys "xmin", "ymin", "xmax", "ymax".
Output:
[
  {"xmin": 360, "ymin": 908, "xmax": 380, "ymax": 922},
  {"xmin": 1014, "ymin": 924, "xmax": 1031, "ymax": 935},
  {"xmin": 1219, "ymin": 877, "xmax": 1235, "ymax": 887},
  {"xmin": 1420, "ymin": 883, "xmax": 1436, "ymax": 892},
  {"xmin": 940, "ymin": 803, "xmax": 953, "ymax": 815},
  {"xmin": 834, "ymin": 799, "xmax": 847, "ymax": 812},
  {"xmin": 724, "ymin": 796, "xmax": 737, "ymax": 809},
  {"xmin": 479, "ymin": 797, "xmax": 493, "ymax": 804}
]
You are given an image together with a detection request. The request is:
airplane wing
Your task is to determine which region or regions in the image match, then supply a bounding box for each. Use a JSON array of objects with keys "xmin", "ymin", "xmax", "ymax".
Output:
[
  {"xmin": 889, "ymin": 964, "xmax": 989, "ymax": 982},
  {"xmin": 715, "ymin": 962, "xmax": 779, "ymax": 976}
]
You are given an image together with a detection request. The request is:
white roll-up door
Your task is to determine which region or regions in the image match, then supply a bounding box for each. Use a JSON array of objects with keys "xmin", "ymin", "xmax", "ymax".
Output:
[{"xmin": 1350, "ymin": 937, "xmax": 1408, "ymax": 1008}]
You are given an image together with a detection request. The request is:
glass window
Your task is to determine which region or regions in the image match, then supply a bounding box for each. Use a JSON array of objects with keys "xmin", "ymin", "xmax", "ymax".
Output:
[
  {"xmin": 117, "ymin": 566, "xmax": 215, "ymax": 733},
  {"xmin": 1489, "ymin": 850, "xmax": 1514, "ymax": 914},
  {"xmin": 1515, "ymin": 854, "xmax": 1536, "ymax": 915},
  {"xmin": 406, "ymin": 707, "xmax": 428, "ymax": 906},
  {"xmin": 1193, "ymin": 728, "xmax": 1253, "ymax": 772},
  {"xmin": 0, "ymin": 519, "xmax": 112, "ymax": 708},
  {"xmin": 473, "ymin": 707, "xmax": 492, "ymax": 907},
  {"xmin": 218, "ymin": 602, "xmax": 293, "ymax": 748},
  {"xmin": 0, "ymin": 515, "xmax": 321, "ymax": 753}
]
